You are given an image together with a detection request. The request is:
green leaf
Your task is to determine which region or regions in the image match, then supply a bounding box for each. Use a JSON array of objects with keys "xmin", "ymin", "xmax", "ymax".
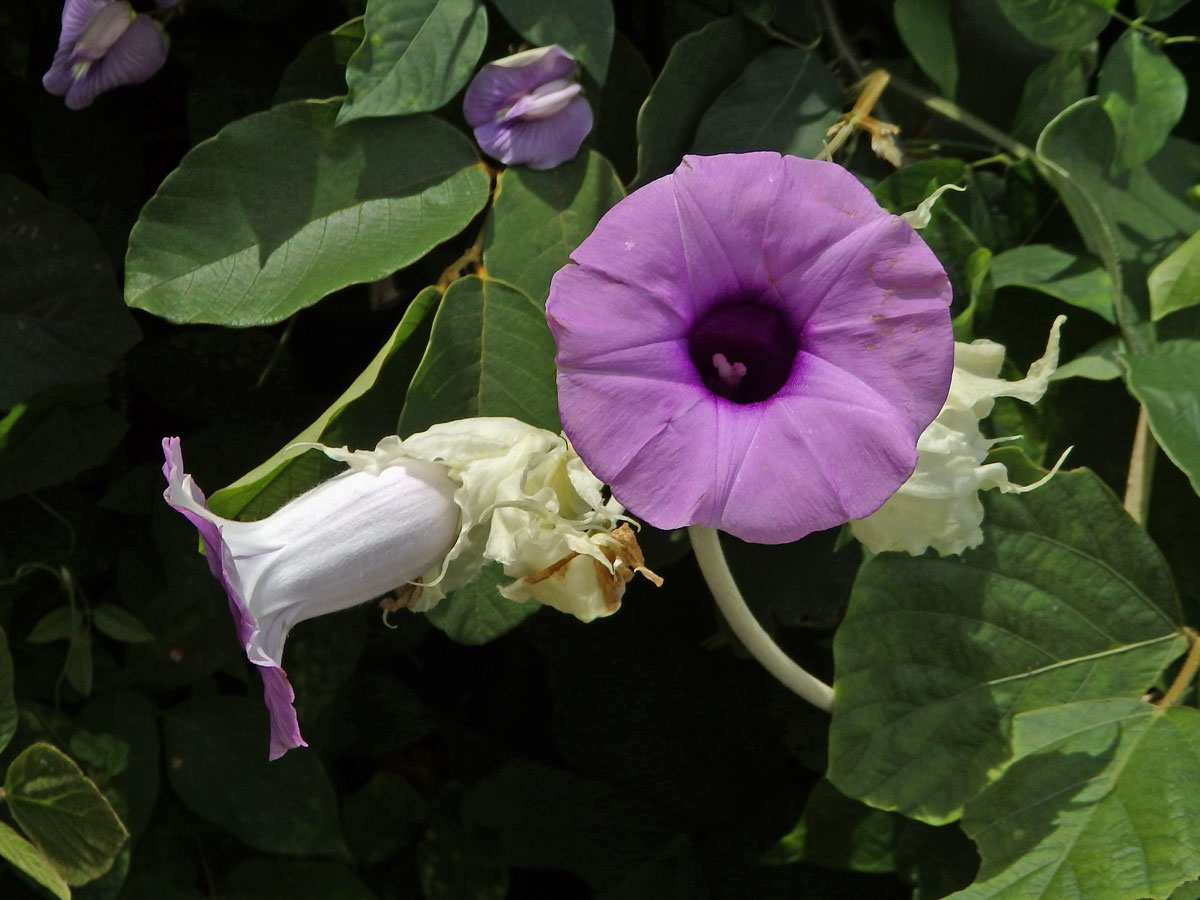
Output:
[
  {"xmin": 1099, "ymin": 30, "xmax": 1187, "ymax": 174},
  {"xmin": 342, "ymin": 772, "xmax": 428, "ymax": 864},
  {"xmin": 5, "ymin": 743, "xmax": 129, "ymax": 885},
  {"xmin": 62, "ymin": 630, "xmax": 92, "ymax": 697},
  {"xmin": 763, "ymin": 778, "xmax": 900, "ymax": 872},
  {"xmin": 275, "ymin": 18, "xmax": 366, "ymax": 104},
  {"xmin": 990, "ymin": 243, "xmax": 1115, "ymax": 323},
  {"xmin": 338, "ymin": 0, "xmax": 487, "ymax": 123},
  {"xmin": 162, "ymin": 697, "xmax": 348, "ymax": 859},
  {"xmin": 26, "ymin": 607, "xmax": 75, "ymax": 644},
  {"xmin": 488, "ymin": 0, "xmax": 613, "ymax": 83},
  {"xmin": 398, "ymin": 276, "xmax": 559, "ymax": 435},
  {"xmin": 1136, "ymin": 0, "xmax": 1192, "ymax": 20},
  {"xmin": 208, "ymin": 286, "xmax": 439, "ymax": 520},
  {"xmin": 482, "ymin": 151, "xmax": 624, "ymax": 303},
  {"xmin": 0, "ymin": 627, "xmax": 14, "ymax": 755},
  {"xmin": 0, "ymin": 176, "xmax": 140, "ymax": 408},
  {"xmin": 424, "ymin": 563, "xmax": 540, "ymax": 645},
  {"xmin": 125, "ymin": 101, "xmax": 489, "ymax": 326},
  {"xmin": 1051, "ymin": 336, "xmax": 1124, "ymax": 381},
  {"xmin": 591, "ymin": 32, "xmax": 653, "ymax": 182},
  {"xmin": 690, "ymin": 45, "xmax": 842, "ymax": 158},
  {"xmin": 1125, "ymin": 339, "xmax": 1200, "ymax": 497},
  {"xmin": 1149, "ymin": 227, "xmax": 1200, "ymax": 322},
  {"xmin": 90, "ymin": 605, "xmax": 154, "ymax": 644},
  {"xmin": 953, "ymin": 700, "xmax": 1200, "ymax": 900},
  {"xmin": 894, "ymin": 0, "xmax": 958, "ymax": 97},
  {"xmin": 829, "ymin": 469, "xmax": 1186, "ymax": 824},
  {"xmin": 0, "ymin": 383, "xmax": 127, "ymax": 504},
  {"xmin": 993, "ymin": 0, "xmax": 1116, "ymax": 50},
  {"xmin": 0, "ymin": 821, "xmax": 71, "ymax": 900},
  {"xmin": 634, "ymin": 16, "xmax": 768, "ymax": 186},
  {"xmin": 1012, "ymin": 51, "xmax": 1092, "ymax": 146},
  {"xmin": 224, "ymin": 859, "xmax": 378, "ymax": 900}
]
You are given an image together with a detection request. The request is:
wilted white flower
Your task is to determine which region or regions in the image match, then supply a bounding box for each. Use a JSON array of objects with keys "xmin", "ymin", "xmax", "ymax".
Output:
[
  {"xmin": 163, "ymin": 417, "xmax": 658, "ymax": 758},
  {"xmin": 851, "ymin": 316, "xmax": 1067, "ymax": 556}
]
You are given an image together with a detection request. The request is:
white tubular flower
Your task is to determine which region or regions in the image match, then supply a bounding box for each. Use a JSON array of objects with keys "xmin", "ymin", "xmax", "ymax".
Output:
[
  {"xmin": 851, "ymin": 316, "xmax": 1067, "ymax": 556},
  {"xmin": 312, "ymin": 417, "xmax": 660, "ymax": 622},
  {"xmin": 163, "ymin": 417, "xmax": 659, "ymax": 759}
]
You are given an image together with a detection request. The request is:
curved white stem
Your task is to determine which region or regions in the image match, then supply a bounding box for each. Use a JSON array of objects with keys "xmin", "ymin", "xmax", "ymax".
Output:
[{"xmin": 688, "ymin": 526, "xmax": 834, "ymax": 713}]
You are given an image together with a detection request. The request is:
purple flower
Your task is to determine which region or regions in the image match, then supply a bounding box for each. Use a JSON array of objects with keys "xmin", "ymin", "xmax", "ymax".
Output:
[
  {"xmin": 162, "ymin": 438, "xmax": 459, "ymax": 759},
  {"xmin": 463, "ymin": 45, "xmax": 593, "ymax": 170},
  {"xmin": 43, "ymin": 0, "xmax": 172, "ymax": 110},
  {"xmin": 546, "ymin": 153, "xmax": 955, "ymax": 544}
]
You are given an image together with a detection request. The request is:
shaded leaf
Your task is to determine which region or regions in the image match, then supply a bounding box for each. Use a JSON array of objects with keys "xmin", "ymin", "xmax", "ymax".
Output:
[
  {"xmin": 0, "ymin": 821, "xmax": 70, "ymax": 900},
  {"xmin": 1012, "ymin": 51, "xmax": 1092, "ymax": 145},
  {"xmin": 398, "ymin": 276, "xmax": 559, "ymax": 435},
  {"xmin": 953, "ymin": 700, "xmax": 1200, "ymax": 900},
  {"xmin": 829, "ymin": 469, "xmax": 1186, "ymax": 823},
  {"xmin": 763, "ymin": 778, "xmax": 900, "ymax": 872},
  {"xmin": 1125, "ymin": 339, "xmax": 1200, "ymax": 497},
  {"xmin": 125, "ymin": 101, "xmax": 489, "ymax": 326},
  {"xmin": 991, "ymin": 243, "xmax": 1115, "ymax": 323},
  {"xmin": 0, "ymin": 176, "xmax": 140, "ymax": 408},
  {"xmin": 591, "ymin": 32, "xmax": 653, "ymax": 182},
  {"xmin": 895, "ymin": 0, "xmax": 958, "ymax": 97},
  {"xmin": 342, "ymin": 772, "xmax": 428, "ymax": 864},
  {"xmin": 994, "ymin": 0, "xmax": 1116, "ymax": 50},
  {"xmin": 224, "ymin": 859, "xmax": 378, "ymax": 900},
  {"xmin": 1051, "ymin": 336, "xmax": 1124, "ymax": 381},
  {"xmin": 0, "ymin": 626, "xmax": 13, "ymax": 755},
  {"xmin": 489, "ymin": 0, "xmax": 613, "ymax": 83},
  {"xmin": 1148, "ymin": 227, "xmax": 1200, "ymax": 322},
  {"xmin": 208, "ymin": 286, "xmax": 439, "ymax": 520},
  {"xmin": 1098, "ymin": 30, "xmax": 1187, "ymax": 174},
  {"xmin": 482, "ymin": 150, "xmax": 624, "ymax": 303},
  {"xmin": 425, "ymin": 563, "xmax": 539, "ymax": 645},
  {"xmin": 339, "ymin": 0, "xmax": 487, "ymax": 123},
  {"xmin": 5, "ymin": 742, "xmax": 129, "ymax": 885},
  {"xmin": 274, "ymin": 18, "xmax": 366, "ymax": 104},
  {"xmin": 162, "ymin": 697, "xmax": 348, "ymax": 859},
  {"xmin": 26, "ymin": 607, "xmax": 76, "ymax": 644},
  {"xmin": 1136, "ymin": 0, "xmax": 1192, "ymax": 19},
  {"xmin": 634, "ymin": 16, "xmax": 768, "ymax": 186},
  {"xmin": 91, "ymin": 605, "xmax": 154, "ymax": 644},
  {"xmin": 691, "ymin": 45, "xmax": 842, "ymax": 158}
]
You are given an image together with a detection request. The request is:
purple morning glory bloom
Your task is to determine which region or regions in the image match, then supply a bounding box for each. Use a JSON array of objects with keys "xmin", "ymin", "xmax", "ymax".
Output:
[
  {"xmin": 162, "ymin": 438, "xmax": 459, "ymax": 759},
  {"xmin": 463, "ymin": 45, "xmax": 593, "ymax": 170},
  {"xmin": 42, "ymin": 0, "xmax": 172, "ymax": 110},
  {"xmin": 546, "ymin": 153, "xmax": 955, "ymax": 545}
]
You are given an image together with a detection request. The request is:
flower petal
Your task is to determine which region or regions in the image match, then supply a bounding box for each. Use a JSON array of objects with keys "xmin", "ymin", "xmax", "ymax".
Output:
[
  {"xmin": 472, "ymin": 95, "xmax": 593, "ymax": 169},
  {"xmin": 462, "ymin": 45, "xmax": 578, "ymax": 126},
  {"xmin": 63, "ymin": 14, "xmax": 167, "ymax": 109},
  {"xmin": 58, "ymin": 0, "xmax": 111, "ymax": 45}
]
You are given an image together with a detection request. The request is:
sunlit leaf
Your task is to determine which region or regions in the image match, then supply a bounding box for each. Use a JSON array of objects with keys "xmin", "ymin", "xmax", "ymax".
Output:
[
  {"xmin": 1148, "ymin": 228, "xmax": 1200, "ymax": 322},
  {"xmin": 1125, "ymin": 339, "xmax": 1200, "ymax": 497},
  {"xmin": 1099, "ymin": 30, "xmax": 1187, "ymax": 174},
  {"xmin": 0, "ymin": 822, "xmax": 70, "ymax": 900},
  {"xmin": 991, "ymin": 243, "xmax": 1115, "ymax": 323}
]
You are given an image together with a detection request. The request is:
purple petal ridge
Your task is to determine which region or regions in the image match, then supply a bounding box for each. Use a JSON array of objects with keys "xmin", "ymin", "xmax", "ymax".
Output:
[
  {"xmin": 161, "ymin": 438, "xmax": 307, "ymax": 760},
  {"xmin": 546, "ymin": 153, "xmax": 955, "ymax": 544}
]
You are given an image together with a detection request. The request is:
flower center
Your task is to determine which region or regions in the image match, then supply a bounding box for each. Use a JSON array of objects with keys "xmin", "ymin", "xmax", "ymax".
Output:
[{"xmin": 688, "ymin": 302, "xmax": 797, "ymax": 404}]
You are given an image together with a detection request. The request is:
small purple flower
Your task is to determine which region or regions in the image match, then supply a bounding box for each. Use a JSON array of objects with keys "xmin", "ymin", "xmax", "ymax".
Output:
[
  {"xmin": 162, "ymin": 438, "xmax": 459, "ymax": 759},
  {"xmin": 43, "ymin": 0, "xmax": 173, "ymax": 110},
  {"xmin": 546, "ymin": 153, "xmax": 955, "ymax": 544},
  {"xmin": 463, "ymin": 45, "xmax": 593, "ymax": 170}
]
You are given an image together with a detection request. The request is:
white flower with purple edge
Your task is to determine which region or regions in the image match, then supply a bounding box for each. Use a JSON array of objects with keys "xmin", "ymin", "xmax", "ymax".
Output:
[
  {"xmin": 43, "ymin": 0, "xmax": 177, "ymax": 110},
  {"xmin": 463, "ymin": 45, "xmax": 593, "ymax": 170},
  {"xmin": 163, "ymin": 417, "xmax": 656, "ymax": 759}
]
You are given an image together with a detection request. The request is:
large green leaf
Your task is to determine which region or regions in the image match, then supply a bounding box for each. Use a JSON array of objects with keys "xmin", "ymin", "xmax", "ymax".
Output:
[
  {"xmin": 162, "ymin": 697, "xmax": 348, "ymax": 859},
  {"xmin": 1098, "ymin": 30, "xmax": 1187, "ymax": 174},
  {"xmin": 990, "ymin": 243, "xmax": 1115, "ymax": 323},
  {"xmin": 690, "ymin": 45, "xmax": 842, "ymax": 158},
  {"xmin": 488, "ymin": 0, "xmax": 613, "ymax": 83},
  {"xmin": 338, "ymin": 0, "xmax": 487, "ymax": 123},
  {"xmin": 994, "ymin": 0, "xmax": 1116, "ymax": 50},
  {"xmin": 425, "ymin": 563, "xmax": 539, "ymax": 645},
  {"xmin": 482, "ymin": 150, "xmax": 623, "ymax": 304},
  {"xmin": 0, "ymin": 175, "xmax": 140, "ymax": 408},
  {"xmin": 829, "ymin": 469, "xmax": 1186, "ymax": 824},
  {"xmin": 1148, "ymin": 228, "xmax": 1200, "ymax": 322},
  {"xmin": 274, "ymin": 18, "xmax": 365, "ymax": 104},
  {"xmin": 633, "ymin": 16, "xmax": 768, "ymax": 186},
  {"xmin": 1125, "ymin": 340, "xmax": 1200, "ymax": 497},
  {"xmin": 208, "ymin": 286, "xmax": 439, "ymax": 520},
  {"xmin": 953, "ymin": 700, "xmax": 1200, "ymax": 900},
  {"xmin": 0, "ymin": 382, "xmax": 127, "ymax": 503},
  {"xmin": 0, "ymin": 627, "xmax": 12, "ymax": 755},
  {"xmin": 398, "ymin": 276, "xmax": 559, "ymax": 435},
  {"xmin": 0, "ymin": 821, "xmax": 70, "ymax": 900},
  {"xmin": 125, "ymin": 101, "xmax": 489, "ymax": 326},
  {"xmin": 5, "ymin": 742, "xmax": 129, "ymax": 885},
  {"xmin": 591, "ymin": 32, "xmax": 653, "ymax": 182},
  {"xmin": 1011, "ymin": 51, "xmax": 1091, "ymax": 145},
  {"xmin": 894, "ymin": 0, "xmax": 958, "ymax": 97}
]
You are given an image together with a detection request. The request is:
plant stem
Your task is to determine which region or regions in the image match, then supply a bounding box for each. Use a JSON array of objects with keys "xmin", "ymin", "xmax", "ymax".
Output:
[
  {"xmin": 688, "ymin": 526, "xmax": 835, "ymax": 712},
  {"xmin": 885, "ymin": 74, "xmax": 1033, "ymax": 160},
  {"xmin": 1158, "ymin": 627, "xmax": 1200, "ymax": 707},
  {"xmin": 1123, "ymin": 406, "xmax": 1157, "ymax": 525}
]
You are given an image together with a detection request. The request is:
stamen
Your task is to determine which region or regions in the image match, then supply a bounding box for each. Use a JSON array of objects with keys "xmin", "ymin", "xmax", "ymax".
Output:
[{"xmin": 712, "ymin": 352, "xmax": 747, "ymax": 388}]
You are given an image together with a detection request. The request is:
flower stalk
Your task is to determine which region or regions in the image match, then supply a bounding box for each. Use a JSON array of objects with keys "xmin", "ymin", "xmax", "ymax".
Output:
[{"xmin": 688, "ymin": 526, "xmax": 834, "ymax": 713}]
